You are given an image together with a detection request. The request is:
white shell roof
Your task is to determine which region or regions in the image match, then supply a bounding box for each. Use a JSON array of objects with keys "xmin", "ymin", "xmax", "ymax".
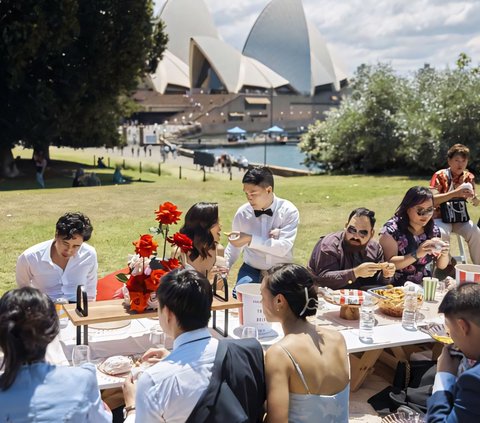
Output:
[
  {"xmin": 190, "ymin": 36, "xmax": 289, "ymax": 93},
  {"xmin": 160, "ymin": 0, "xmax": 219, "ymax": 64},
  {"xmin": 148, "ymin": 50, "xmax": 190, "ymax": 94},
  {"xmin": 243, "ymin": 0, "xmax": 346, "ymax": 95}
]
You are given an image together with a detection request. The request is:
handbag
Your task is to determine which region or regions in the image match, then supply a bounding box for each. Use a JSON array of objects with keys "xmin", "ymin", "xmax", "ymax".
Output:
[
  {"xmin": 440, "ymin": 169, "xmax": 470, "ymax": 223},
  {"xmin": 440, "ymin": 199, "xmax": 470, "ymax": 223}
]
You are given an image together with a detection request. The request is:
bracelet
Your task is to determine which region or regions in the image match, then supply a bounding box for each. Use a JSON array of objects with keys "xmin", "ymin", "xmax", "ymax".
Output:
[{"xmin": 123, "ymin": 405, "xmax": 136, "ymax": 419}]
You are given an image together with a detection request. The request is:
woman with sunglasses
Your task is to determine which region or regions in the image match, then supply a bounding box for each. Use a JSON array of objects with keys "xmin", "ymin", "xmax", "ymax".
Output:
[
  {"xmin": 379, "ymin": 186, "xmax": 450, "ymax": 285},
  {"xmin": 261, "ymin": 264, "xmax": 349, "ymax": 423},
  {"xmin": 179, "ymin": 202, "xmax": 226, "ymax": 278}
]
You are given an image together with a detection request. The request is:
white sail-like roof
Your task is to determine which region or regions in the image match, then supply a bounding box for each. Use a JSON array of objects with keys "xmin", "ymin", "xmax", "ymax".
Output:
[
  {"xmin": 148, "ymin": 50, "xmax": 190, "ymax": 94},
  {"xmin": 243, "ymin": 0, "xmax": 346, "ymax": 95},
  {"xmin": 190, "ymin": 36, "xmax": 289, "ymax": 93},
  {"xmin": 159, "ymin": 0, "xmax": 219, "ymax": 64}
]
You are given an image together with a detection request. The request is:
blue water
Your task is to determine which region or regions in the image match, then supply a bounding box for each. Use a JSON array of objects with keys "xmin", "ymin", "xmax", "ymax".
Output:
[{"xmin": 202, "ymin": 144, "xmax": 310, "ymax": 170}]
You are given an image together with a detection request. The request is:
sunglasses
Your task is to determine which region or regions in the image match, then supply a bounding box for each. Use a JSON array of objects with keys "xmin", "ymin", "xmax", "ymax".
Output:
[
  {"xmin": 415, "ymin": 207, "xmax": 434, "ymax": 217},
  {"xmin": 346, "ymin": 226, "xmax": 370, "ymax": 238}
]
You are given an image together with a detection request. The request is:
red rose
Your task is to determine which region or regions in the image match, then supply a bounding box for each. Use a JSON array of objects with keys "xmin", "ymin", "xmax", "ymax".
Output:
[
  {"xmin": 167, "ymin": 232, "xmax": 193, "ymax": 253},
  {"xmin": 129, "ymin": 291, "xmax": 150, "ymax": 313},
  {"xmin": 155, "ymin": 202, "xmax": 182, "ymax": 225},
  {"xmin": 133, "ymin": 234, "xmax": 158, "ymax": 258},
  {"xmin": 126, "ymin": 274, "xmax": 147, "ymax": 292},
  {"xmin": 161, "ymin": 258, "xmax": 181, "ymax": 271},
  {"xmin": 145, "ymin": 269, "xmax": 167, "ymax": 291}
]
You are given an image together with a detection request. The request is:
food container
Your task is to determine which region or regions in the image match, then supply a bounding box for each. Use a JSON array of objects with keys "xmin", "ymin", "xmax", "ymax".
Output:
[{"xmin": 369, "ymin": 286, "xmax": 423, "ymax": 317}]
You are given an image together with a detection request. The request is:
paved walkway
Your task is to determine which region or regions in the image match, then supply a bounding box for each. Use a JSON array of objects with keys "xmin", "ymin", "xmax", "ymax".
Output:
[{"xmin": 78, "ymin": 146, "xmax": 247, "ymax": 182}]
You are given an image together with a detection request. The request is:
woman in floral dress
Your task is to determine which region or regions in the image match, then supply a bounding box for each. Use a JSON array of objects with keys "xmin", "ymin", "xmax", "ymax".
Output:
[{"xmin": 379, "ymin": 186, "xmax": 450, "ymax": 285}]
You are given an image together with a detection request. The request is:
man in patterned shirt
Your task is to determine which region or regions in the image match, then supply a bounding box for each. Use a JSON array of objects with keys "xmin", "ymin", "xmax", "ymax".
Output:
[{"xmin": 430, "ymin": 144, "xmax": 480, "ymax": 264}]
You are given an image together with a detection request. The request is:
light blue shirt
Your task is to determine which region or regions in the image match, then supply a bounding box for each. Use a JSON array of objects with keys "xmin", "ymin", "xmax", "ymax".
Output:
[
  {"xmin": 0, "ymin": 362, "xmax": 111, "ymax": 422},
  {"xmin": 132, "ymin": 328, "xmax": 218, "ymax": 423}
]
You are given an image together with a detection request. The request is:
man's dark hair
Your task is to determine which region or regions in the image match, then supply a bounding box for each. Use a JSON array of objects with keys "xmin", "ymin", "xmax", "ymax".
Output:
[
  {"xmin": 242, "ymin": 166, "xmax": 274, "ymax": 190},
  {"xmin": 348, "ymin": 207, "xmax": 376, "ymax": 228},
  {"xmin": 439, "ymin": 283, "xmax": 480, "ymax": 326},
  {"xmin": 55, "ymin": 212, "xmax": 93, "ymax": 241},
  {"xmin": 447, "ymin": 143, "xmax": 470, "ymax": 160},
  {"xmin": 157, "ymin": 268, "xmax": 212, "ymax": 331}
]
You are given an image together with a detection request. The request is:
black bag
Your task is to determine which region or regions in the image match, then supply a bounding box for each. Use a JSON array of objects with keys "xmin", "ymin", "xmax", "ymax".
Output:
[{"xmin": 440, "ymin": 199, "xmax": 470, "ymax": 223}]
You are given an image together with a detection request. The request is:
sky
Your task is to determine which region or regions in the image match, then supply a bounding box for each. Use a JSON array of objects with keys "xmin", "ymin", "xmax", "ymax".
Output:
[{"xmin": 154, "ymin": 0, "xmax": 480, "ymax": 76}]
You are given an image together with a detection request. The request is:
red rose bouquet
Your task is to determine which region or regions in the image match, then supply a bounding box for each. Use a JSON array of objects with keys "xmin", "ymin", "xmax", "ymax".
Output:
[{"xmin": 117, "ymin": 202, "xmax": 193, "ymax": 312}]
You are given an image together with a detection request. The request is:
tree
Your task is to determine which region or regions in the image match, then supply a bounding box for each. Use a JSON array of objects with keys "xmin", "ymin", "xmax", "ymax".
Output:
[
  {"xmin": 301, "ymin": 55, "xmax": 480, "ymax": 173},
  {"xmin": 0, "ymin": 0, "xmax": 168, "ymax": 177}
]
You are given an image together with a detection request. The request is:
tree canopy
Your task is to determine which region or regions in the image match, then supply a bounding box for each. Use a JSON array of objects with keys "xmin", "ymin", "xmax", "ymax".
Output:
[
  {"xmin": 0, "ymin": 0, "xmax": 167, "ymax": 176},
  {"xmin": 300, "ymin": 54, "xmax": 480, "ymax": 173}
]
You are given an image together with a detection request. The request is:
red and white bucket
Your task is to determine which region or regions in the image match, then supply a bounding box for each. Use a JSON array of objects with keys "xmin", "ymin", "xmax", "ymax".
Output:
[
  {"xmin": 235, "ymin": 283, "xmax": 272, "ymax": 335},
  {"xmin": 455, "ymin": 264, "xmax": 480, "ymax": 285}
]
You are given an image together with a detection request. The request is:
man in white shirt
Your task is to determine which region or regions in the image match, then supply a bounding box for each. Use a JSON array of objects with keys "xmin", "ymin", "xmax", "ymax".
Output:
[
  {"xmin": 16, "ymin": 212, "xmax": 98, "ymax": 301},
  {"xmin": 225, "ymin": 166, "xmax": 299, "ymax": 288},
  {"xmin": 426, "ymin": 282, "xmax": 480, "ymax": 422}
]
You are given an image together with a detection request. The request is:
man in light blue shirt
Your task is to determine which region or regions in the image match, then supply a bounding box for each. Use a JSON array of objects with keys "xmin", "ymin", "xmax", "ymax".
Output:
[
  {"xmin": 426, "ymin": 283, "xmax": 480, "ymax": 422},
  {"xmin": 122, "ymin": 269, "xmax": 217, "ymax": 422}
]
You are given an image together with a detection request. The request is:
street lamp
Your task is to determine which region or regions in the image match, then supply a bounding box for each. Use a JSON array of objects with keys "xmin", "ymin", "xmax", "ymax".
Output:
[{"xmin": 264, "ymin": 87, "xmax": 274, "ymax": 166}]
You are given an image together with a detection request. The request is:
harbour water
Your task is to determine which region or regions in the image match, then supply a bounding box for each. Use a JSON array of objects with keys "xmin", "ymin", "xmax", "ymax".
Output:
[{"xmin": 201, "ymin": 144, "xmax": 310, "ymax": 170}]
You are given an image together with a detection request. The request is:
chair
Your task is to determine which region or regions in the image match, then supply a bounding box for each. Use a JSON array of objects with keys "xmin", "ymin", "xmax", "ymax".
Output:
[
  {"xmin": 96, "ymin": 268, "xmax": 129, "ymax": 301},
  {"xmin": 453, "ymin": 234, "xmax": 468, "ymax": 264}
]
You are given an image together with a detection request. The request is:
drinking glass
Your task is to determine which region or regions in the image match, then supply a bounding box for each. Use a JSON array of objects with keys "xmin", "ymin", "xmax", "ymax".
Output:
[
  {"xmin": 72, "ymin": 345, "xmax": 91, "ymax": 366},
  {"xmin": 149, "ymin": 325, "xmax": 166, "ymax": 348},
  {"xmin": 241, "ymin": 326, "xmax": 258, "ymax": 339}
]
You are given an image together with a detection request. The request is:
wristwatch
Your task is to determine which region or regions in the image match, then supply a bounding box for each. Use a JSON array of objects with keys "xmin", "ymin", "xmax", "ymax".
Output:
[
  {"xmin": 123, "ymin": 405, "xmax": 136, "ymax": 419},
  {"xmin": 411, "ymin": 250, "xmax": 418, "ymax": 261}
]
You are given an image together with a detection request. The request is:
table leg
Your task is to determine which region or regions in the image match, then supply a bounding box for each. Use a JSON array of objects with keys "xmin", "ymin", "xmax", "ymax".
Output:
[
  {"xmin": 211, "ymin": 309, "xmax": 229, "ymax": 337},
  {"xmin": 350, "ymin": 349, "xmax": 383, "ymax": 392}
]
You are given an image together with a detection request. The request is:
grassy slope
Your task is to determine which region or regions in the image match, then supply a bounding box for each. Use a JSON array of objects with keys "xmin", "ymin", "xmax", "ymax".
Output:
[{"xmin": 1, "ymin": 148, "xmax": 472, "ymax": 295}]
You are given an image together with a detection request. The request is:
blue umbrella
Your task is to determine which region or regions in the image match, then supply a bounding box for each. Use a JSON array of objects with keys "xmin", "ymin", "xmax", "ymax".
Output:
[{"xmin": 227, "ymin": 126, "xmax": 247, "ymax": 134}]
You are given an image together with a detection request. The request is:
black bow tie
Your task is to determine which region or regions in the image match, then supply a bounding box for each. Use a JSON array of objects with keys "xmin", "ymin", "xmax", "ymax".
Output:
[{"xmin": 254, "ymin": 208, "xmax": 273, "ymax": 217}]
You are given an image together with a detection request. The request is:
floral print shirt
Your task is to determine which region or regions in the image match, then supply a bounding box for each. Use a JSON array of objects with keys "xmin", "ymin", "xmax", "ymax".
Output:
[{"xmin": 380, "ymin": 215, "xmax": 441, "ymax": 285}]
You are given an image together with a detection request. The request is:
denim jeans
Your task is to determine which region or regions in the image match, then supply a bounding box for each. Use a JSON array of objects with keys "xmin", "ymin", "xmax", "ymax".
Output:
[{"xmin": 232, "ymin": 263, "xmax": 262, "ymax": 298}]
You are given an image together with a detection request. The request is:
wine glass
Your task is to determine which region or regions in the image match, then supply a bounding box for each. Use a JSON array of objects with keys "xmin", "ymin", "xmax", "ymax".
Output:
[
  {"xmin": 149, "ymin": 325, "xmax": 166, "ymax": 348},
  {"xmin": 72, "ymin": 345, "xmax": 91, "ymax": 366},
  {"xmin": 241, "ymin": 326, "xmax": 258, "ymax": 339}
]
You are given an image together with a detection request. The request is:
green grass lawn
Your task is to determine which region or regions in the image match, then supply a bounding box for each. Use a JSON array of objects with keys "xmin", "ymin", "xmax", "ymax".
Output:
[{"xmin": 1, "ymin": 147, "xmax": 473, "ymax": 295}]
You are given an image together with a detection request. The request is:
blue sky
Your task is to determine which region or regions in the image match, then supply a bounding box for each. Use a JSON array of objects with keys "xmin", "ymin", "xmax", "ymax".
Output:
[{"xmin": 154, "ymin": 0, "xmax": 480, "ymax": 76}]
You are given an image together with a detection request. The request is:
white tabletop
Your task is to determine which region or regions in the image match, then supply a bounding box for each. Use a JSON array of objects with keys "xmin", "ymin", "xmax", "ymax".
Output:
[{"xmin": 46, "ymin": 299, "xmax": 443, "ymax": 390}]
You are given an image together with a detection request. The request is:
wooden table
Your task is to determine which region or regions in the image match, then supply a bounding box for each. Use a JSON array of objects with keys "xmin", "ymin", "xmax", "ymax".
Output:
[{"xmin": 63, "ymin": 294, "xmax": 242, "ymax": 344}]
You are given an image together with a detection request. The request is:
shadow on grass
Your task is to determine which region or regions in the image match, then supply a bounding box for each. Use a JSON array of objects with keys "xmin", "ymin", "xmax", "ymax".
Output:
[{"xmin": 0, "ymin": 158, "xmax": 155, "ymax": 191}]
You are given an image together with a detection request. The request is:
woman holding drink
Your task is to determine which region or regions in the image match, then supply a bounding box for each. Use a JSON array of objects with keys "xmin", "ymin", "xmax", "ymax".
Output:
[{"xmin": 379, "ymin": 186, "xmax": 450, "ymax": 285}]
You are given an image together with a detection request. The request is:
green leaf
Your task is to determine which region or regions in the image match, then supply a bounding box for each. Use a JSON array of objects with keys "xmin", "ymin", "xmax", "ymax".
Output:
[{"xmin": 115, "ymin": 273, "xmax": 129, "ymax": 283}]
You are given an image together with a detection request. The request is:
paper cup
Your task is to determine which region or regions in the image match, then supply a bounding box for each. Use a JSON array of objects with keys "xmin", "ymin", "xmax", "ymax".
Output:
[
  {"xmin": 236, "ymin": 283, "xmax": 272, "ymax": 336},
  {"xmin": 455, "ymin": 264, "xmax": 480, "ymax": 285},
  {"xmin": 422, "ymin": 277, "xmax": 438, "ymax": 301}
]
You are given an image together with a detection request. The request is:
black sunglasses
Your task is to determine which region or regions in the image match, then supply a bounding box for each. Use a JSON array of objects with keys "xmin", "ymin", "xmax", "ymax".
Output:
[
  {"xmin": 346, "ymin": 226, "xmax": 370, "ymax": 238},
  {"xmin": 415, "ymin": 207, "xmax": 434, "ymax": 217}
]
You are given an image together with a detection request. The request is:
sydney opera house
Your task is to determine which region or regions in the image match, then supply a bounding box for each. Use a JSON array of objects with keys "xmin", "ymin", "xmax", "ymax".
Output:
[{"xmin": 133, "ymin": 0, "xmax": 348, "ymax": 135}]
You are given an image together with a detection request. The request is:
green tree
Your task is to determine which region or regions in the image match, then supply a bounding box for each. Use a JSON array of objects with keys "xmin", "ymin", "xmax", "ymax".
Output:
[
  {"xmin": 0, "ymin": 0, "xmax": 168, "ymax": 177},
  {"xmin": 301, "ymin": 55, "xmax": 480, "ymax": 174}
]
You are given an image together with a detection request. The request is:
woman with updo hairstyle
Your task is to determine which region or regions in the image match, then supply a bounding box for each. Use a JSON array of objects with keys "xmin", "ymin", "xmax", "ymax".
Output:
[
  {"xmin": 261, "ymin": 264, "xmax": 350, "ymax": 423},
  {"xmin": 179, "ymin": 202, "xmax": 226, "ymax": 278},
  {"xmin": 0, "ymin": 287, "xmax": 111, "ymax": 422}
]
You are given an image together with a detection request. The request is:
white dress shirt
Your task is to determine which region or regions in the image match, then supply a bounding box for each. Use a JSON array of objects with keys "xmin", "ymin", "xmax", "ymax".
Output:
[
  {"xmin": 16, "ymin": 239, "xmax": 98, "ymax": 301},
  {"xmin": 225, "ymin": 195, "xmax": 299, "ymax": 270},
  {"xmin": 129, "ymin": 328, "xmax": 218, "ymax": 423}
]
